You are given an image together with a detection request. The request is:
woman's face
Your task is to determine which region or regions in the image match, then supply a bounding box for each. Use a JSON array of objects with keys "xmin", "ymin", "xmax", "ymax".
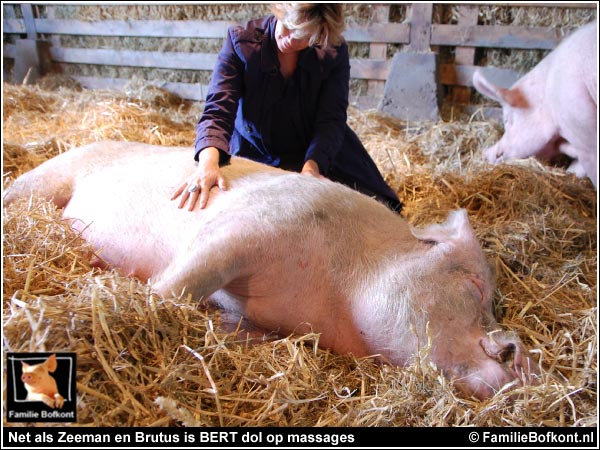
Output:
[{"xmin": 275, "ymin": 20, "xmax": 312, "ymax": 54}]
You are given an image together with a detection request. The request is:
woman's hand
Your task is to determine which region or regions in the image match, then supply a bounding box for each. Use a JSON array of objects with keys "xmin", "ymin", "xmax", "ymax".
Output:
[
  {"xmin": 301, "ymin": 159, "xmax": 325, "ymax": 179},
  {"xmin": 171, "ymin": 147, "xmax": 229, "ymax": 211}
]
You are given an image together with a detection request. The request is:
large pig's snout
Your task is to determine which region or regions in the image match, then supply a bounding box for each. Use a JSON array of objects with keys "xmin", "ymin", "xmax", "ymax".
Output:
[
  {"xmin": 450, "ymin": 332, "xmax": 541, "ymax": 400},
  {"xmin": 21, "ymin": 373, "xmax": 33, "ymax": 383},
  {"xmin": 480, "ymin": 333, "xmax": 517, "ymax": 364},
  {"xmin": 480, "ymin": 332, "xmax": 540, "ymax": 384}
]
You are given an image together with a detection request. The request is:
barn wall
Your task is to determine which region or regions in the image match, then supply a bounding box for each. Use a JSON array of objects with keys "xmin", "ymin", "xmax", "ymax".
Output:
[{"xmin": 2, "ymin": 3, "xmax": 596, "ymax": 111}]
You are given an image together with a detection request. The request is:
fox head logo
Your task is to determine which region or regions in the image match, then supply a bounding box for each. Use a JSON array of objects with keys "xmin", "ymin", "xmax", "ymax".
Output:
[{"xmin": 21, "ymin": 354, "xmax": 64, "ymax": 409}]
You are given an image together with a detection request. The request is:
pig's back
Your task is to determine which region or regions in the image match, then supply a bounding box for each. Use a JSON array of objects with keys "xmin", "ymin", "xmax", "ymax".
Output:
[{"xmin": 61, "ymin": 144, "xmax": 287, "ymax": 280}]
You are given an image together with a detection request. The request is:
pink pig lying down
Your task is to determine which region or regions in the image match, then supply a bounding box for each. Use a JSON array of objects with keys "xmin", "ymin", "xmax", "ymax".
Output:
[
  {"xmin": 473, "ymin": 20, "xmax": 597, "ymax": 188},
  {"xmin": 4, "ymin": 141, "xmax": 540, "ymax": 400}
]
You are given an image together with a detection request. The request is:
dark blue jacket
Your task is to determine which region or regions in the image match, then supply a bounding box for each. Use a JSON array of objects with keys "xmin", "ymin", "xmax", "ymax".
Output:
[{"xmin": 195, "ymin": 15, "xmax": 401, "ymax": 212}]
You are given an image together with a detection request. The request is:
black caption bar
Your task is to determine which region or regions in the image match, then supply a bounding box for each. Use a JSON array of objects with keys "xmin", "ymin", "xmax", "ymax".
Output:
[{"xmin": 2, "ymin": 427, "xmax": 597, "ymax": 448}]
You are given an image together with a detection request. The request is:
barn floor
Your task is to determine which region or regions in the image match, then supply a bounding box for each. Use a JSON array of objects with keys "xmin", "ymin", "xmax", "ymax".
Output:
[{"xmin": 2, "ymin": 76, "xmax": 597, "ymax": 427}]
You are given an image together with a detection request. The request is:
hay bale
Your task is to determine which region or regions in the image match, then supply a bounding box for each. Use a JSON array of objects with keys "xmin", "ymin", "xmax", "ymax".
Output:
[{"xmin": 2, "ymin": 76, "xmax": 596, "ymax": 427}]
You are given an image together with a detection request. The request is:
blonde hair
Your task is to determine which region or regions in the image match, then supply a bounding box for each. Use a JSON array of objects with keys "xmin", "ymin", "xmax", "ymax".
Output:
[{"xmin": 271, "ymin": 3, "xmax": 345, "ymax": 47}]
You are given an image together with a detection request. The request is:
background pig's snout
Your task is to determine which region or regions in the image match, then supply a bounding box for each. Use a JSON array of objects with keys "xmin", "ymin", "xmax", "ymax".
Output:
[{"xmin": 21, "ymin": 373, "xmax": 33, "ymax": 383}]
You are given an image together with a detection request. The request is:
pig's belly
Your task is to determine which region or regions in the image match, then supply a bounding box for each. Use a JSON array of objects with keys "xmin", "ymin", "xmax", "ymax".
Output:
[{"xmin": 207, "ymin": 250, "xmax": 370, "ymax": 356}]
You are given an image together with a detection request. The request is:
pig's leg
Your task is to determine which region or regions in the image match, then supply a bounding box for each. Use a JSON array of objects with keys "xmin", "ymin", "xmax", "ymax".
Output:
[
  {"xmin": 559, "ymin": 141, "xmax": 597, "ymax": 186},
  {"xmin": 152, "ymin": 238, "xmax": 278, "ymax": 341},
  {"xmin": 28, "ymin": 392, "xmax": 64, "ymax": 409},
  {"xmin": 566, "ymin": 159, "xmax": 587, "ymax": 178},
  {"xmin": 3, "ymin": 160, "xmax": 75, "ymax": 208},
  {"xmin": 54, "ymin": 393, "xmax": 65, "ymax": 408},
  {"xmin": 151, "ymin": 233, "xmax": 249, "ymax": 302},
  {"xmin": 483, "ymin": 142, "xmax": 502, "ymax": 164}
]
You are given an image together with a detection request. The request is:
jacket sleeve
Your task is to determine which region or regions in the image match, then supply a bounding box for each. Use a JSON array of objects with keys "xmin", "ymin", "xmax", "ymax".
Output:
[
  {"xmin": 194, "ymin": 27, "xmax": 244, "ymax": 162},
  {"xmin": 304, "ymin": 43, "xmax": 351, "ymax": 174}
]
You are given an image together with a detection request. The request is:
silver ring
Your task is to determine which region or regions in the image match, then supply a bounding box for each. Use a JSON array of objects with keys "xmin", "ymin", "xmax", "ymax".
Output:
[{"xmin": 188, "ymin": 183, "xmax": 199, "ymax": 193}]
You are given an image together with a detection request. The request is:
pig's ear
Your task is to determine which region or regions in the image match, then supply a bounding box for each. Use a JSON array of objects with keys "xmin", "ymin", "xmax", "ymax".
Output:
[
  {"xmin": 473, "ymin": 70, "xmax": 509, "ymax": 105},
  {"xmin": 473, "ymin": 70, "xmax": 526, "ymax": 109},
  {"xmin": 45, "ymin": 354, "xmax": 58, "ymax": 372},
  {"xmin": 410, "ymin": 209, "xmax": 477, "ymax": 245},
  {"xmin": 21, "ymin": 361, "xmax": 30, "ymax": 370}
]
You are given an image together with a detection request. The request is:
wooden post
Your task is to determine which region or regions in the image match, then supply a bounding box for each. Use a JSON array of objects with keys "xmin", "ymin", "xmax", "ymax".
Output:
[
  {"xmin": 451, "ymin": 5, "xmax": 479, "ymax": 103},
  {"xmin": 407, "ymin": 3, "xmax": 433, "ymax": 52},
  {"xmin": 21, "ymin": 3, "xmax": 37, "ymax": 39},
  {"xmin": 14, "ymin": 4, "xmax": 52, "ymax": 84},
  {"xmin": 367, "ymin": 5, "xmax": 390, "ymax": 98},
  {"xmin": 3, "ymin": 3, "xmax": 16, "ymax": 81}
]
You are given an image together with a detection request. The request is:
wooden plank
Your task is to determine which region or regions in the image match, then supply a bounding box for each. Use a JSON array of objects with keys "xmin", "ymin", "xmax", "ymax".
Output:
[
  {"xmin": 408, "ymin": 3, "xmax": 433, "ymax": 52},
  {"xmin": 33, "ymin": 18, "xmax": 236, "ymax": 38},
  {"xmin": 440, "ymin": 64, "xmax": 522, "ymax": 88},
  {"xmin": 431, "ymin": 24, "xmax": 565, "ymax": 49},
  {"xmin": 451, "ymin": 6, "xmax": 479, "ymax": 103},
  {"xmin": 2, "ymin": 18, "xmax": 25, "ymax": 33},
  {"xmin": 68, "ymin": 74, "xmax": 386, "ymax": 109},
  {"xmin": 447, "ymin": 2, "xmax": 596, "ymax": 7},
  {"xmin": 482, "ymin": 3, "xmax": 596, "ymax": 7},
  {"xmin": 344, "ymin": 23, "xmax": 409, "ymax": 43},
  {"xmin": 49, "ymin": 47, "xmax": 218, "ymax": 71},
  {"xmin": 20, "ymin": 4, "xmax": 37, "ymax": 39},
  {"xmin": 1, "ymin": 18, "xmax": 578, "ymax": 49},
  {"xmin": 349, "ymin": 58, "xmax": 390, "ymax": 81},
  {"xmin": 3, "ymin": 18, "xmax": 411, "ymax": 44},
  {"xmin": 368, "ymin": 5, "xmax": 390, "ymax": 97},
  {"xmin": 2, "ymin": 45, "xmax": 393, "ymax": 82},
  {"xmin": 71, "ymin": 75, "xmax": 209, "ymax": 101}
]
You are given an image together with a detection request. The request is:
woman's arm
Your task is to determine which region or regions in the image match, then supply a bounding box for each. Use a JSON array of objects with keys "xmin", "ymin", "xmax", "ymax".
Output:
[{"xmin": 304, "ymin": 43, "xmax": 351, "ymax": 175}]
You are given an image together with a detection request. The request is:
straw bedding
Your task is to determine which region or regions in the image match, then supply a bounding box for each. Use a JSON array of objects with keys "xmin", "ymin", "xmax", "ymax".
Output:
[{"xmin": 2, "ymin": 77, "xmax": 596, "ymax": 427}]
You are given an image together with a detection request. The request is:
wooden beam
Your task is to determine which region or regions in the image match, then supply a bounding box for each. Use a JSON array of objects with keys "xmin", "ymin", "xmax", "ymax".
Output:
[
  {"xmin": 440, "ymin": 64, "xmax": 522, "ymax": 88},
  {"xmin": 443, "ymin": 2, "xmax": 596, "ymax": 7},
  {"xmin": 3, "ymin": 17, "xmax": 584, "ymax": 50},
  {"xmin": 3, "ymin": 44, "xmax": 394, "ymax": 82},
  {"xmin": 72, "ymin": 75, "xmax": 209, "ymax": 101},
  {"xmin": 408, "ymin": 3, "xmax": 433, "ymax": 52},
  {"xmin": 344, "ymin": 22, "xmax": 409, "ymax": 44},
  {"xmin": 32, "ymin": 18, "xmax": 235, "ymax": 38},
  {"xmin": 2, "ymin": 18, "xmax": 25, "ymax": 33},
  {"xmin": 2, "ymin": 18, "xmax": 411, "ymax": 44},
  {"xmin": 349, "ymin": 58, "xmax": 390, "ymax": 81},
  {"xmin": 451, "ymin": 6, "xmax": 479, "ymax": 103},
  {"xmin": 20, "ymin": 4, "xmax": 37, "ymax": 39},
  {"xmin": 368, "ymin": 5, "xmax": 390, "ymax": 97},
  {"xmin": 431, "ymin": 24, "xmax": 565, "ymax": 49},
  {"xmin": 49, "ymin": 47, "xmax": 218, "ymax": 71}
]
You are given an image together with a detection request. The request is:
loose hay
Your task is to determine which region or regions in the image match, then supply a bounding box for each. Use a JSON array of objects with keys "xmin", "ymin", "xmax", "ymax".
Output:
[{"xmin": 2, "ymin": 76, "xmax": 596, "ymax": 427}]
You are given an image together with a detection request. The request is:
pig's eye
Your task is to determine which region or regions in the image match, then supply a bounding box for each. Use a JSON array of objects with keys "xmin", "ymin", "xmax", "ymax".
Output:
[{"xmin": 468, "ymin": 277, "xmax": 486, "ymax": 304}]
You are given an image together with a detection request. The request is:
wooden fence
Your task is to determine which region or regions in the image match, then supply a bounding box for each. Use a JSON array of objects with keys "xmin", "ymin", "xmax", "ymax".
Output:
[{"xmin": 2, "ymin": 3, "xmax": 597, "ymax": 117}]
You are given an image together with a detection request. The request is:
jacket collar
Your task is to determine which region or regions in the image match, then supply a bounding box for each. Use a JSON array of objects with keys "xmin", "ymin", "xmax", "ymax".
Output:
[{"xmin": 260, "ymin": 16, "xmax": 280, "ymax": 75}]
